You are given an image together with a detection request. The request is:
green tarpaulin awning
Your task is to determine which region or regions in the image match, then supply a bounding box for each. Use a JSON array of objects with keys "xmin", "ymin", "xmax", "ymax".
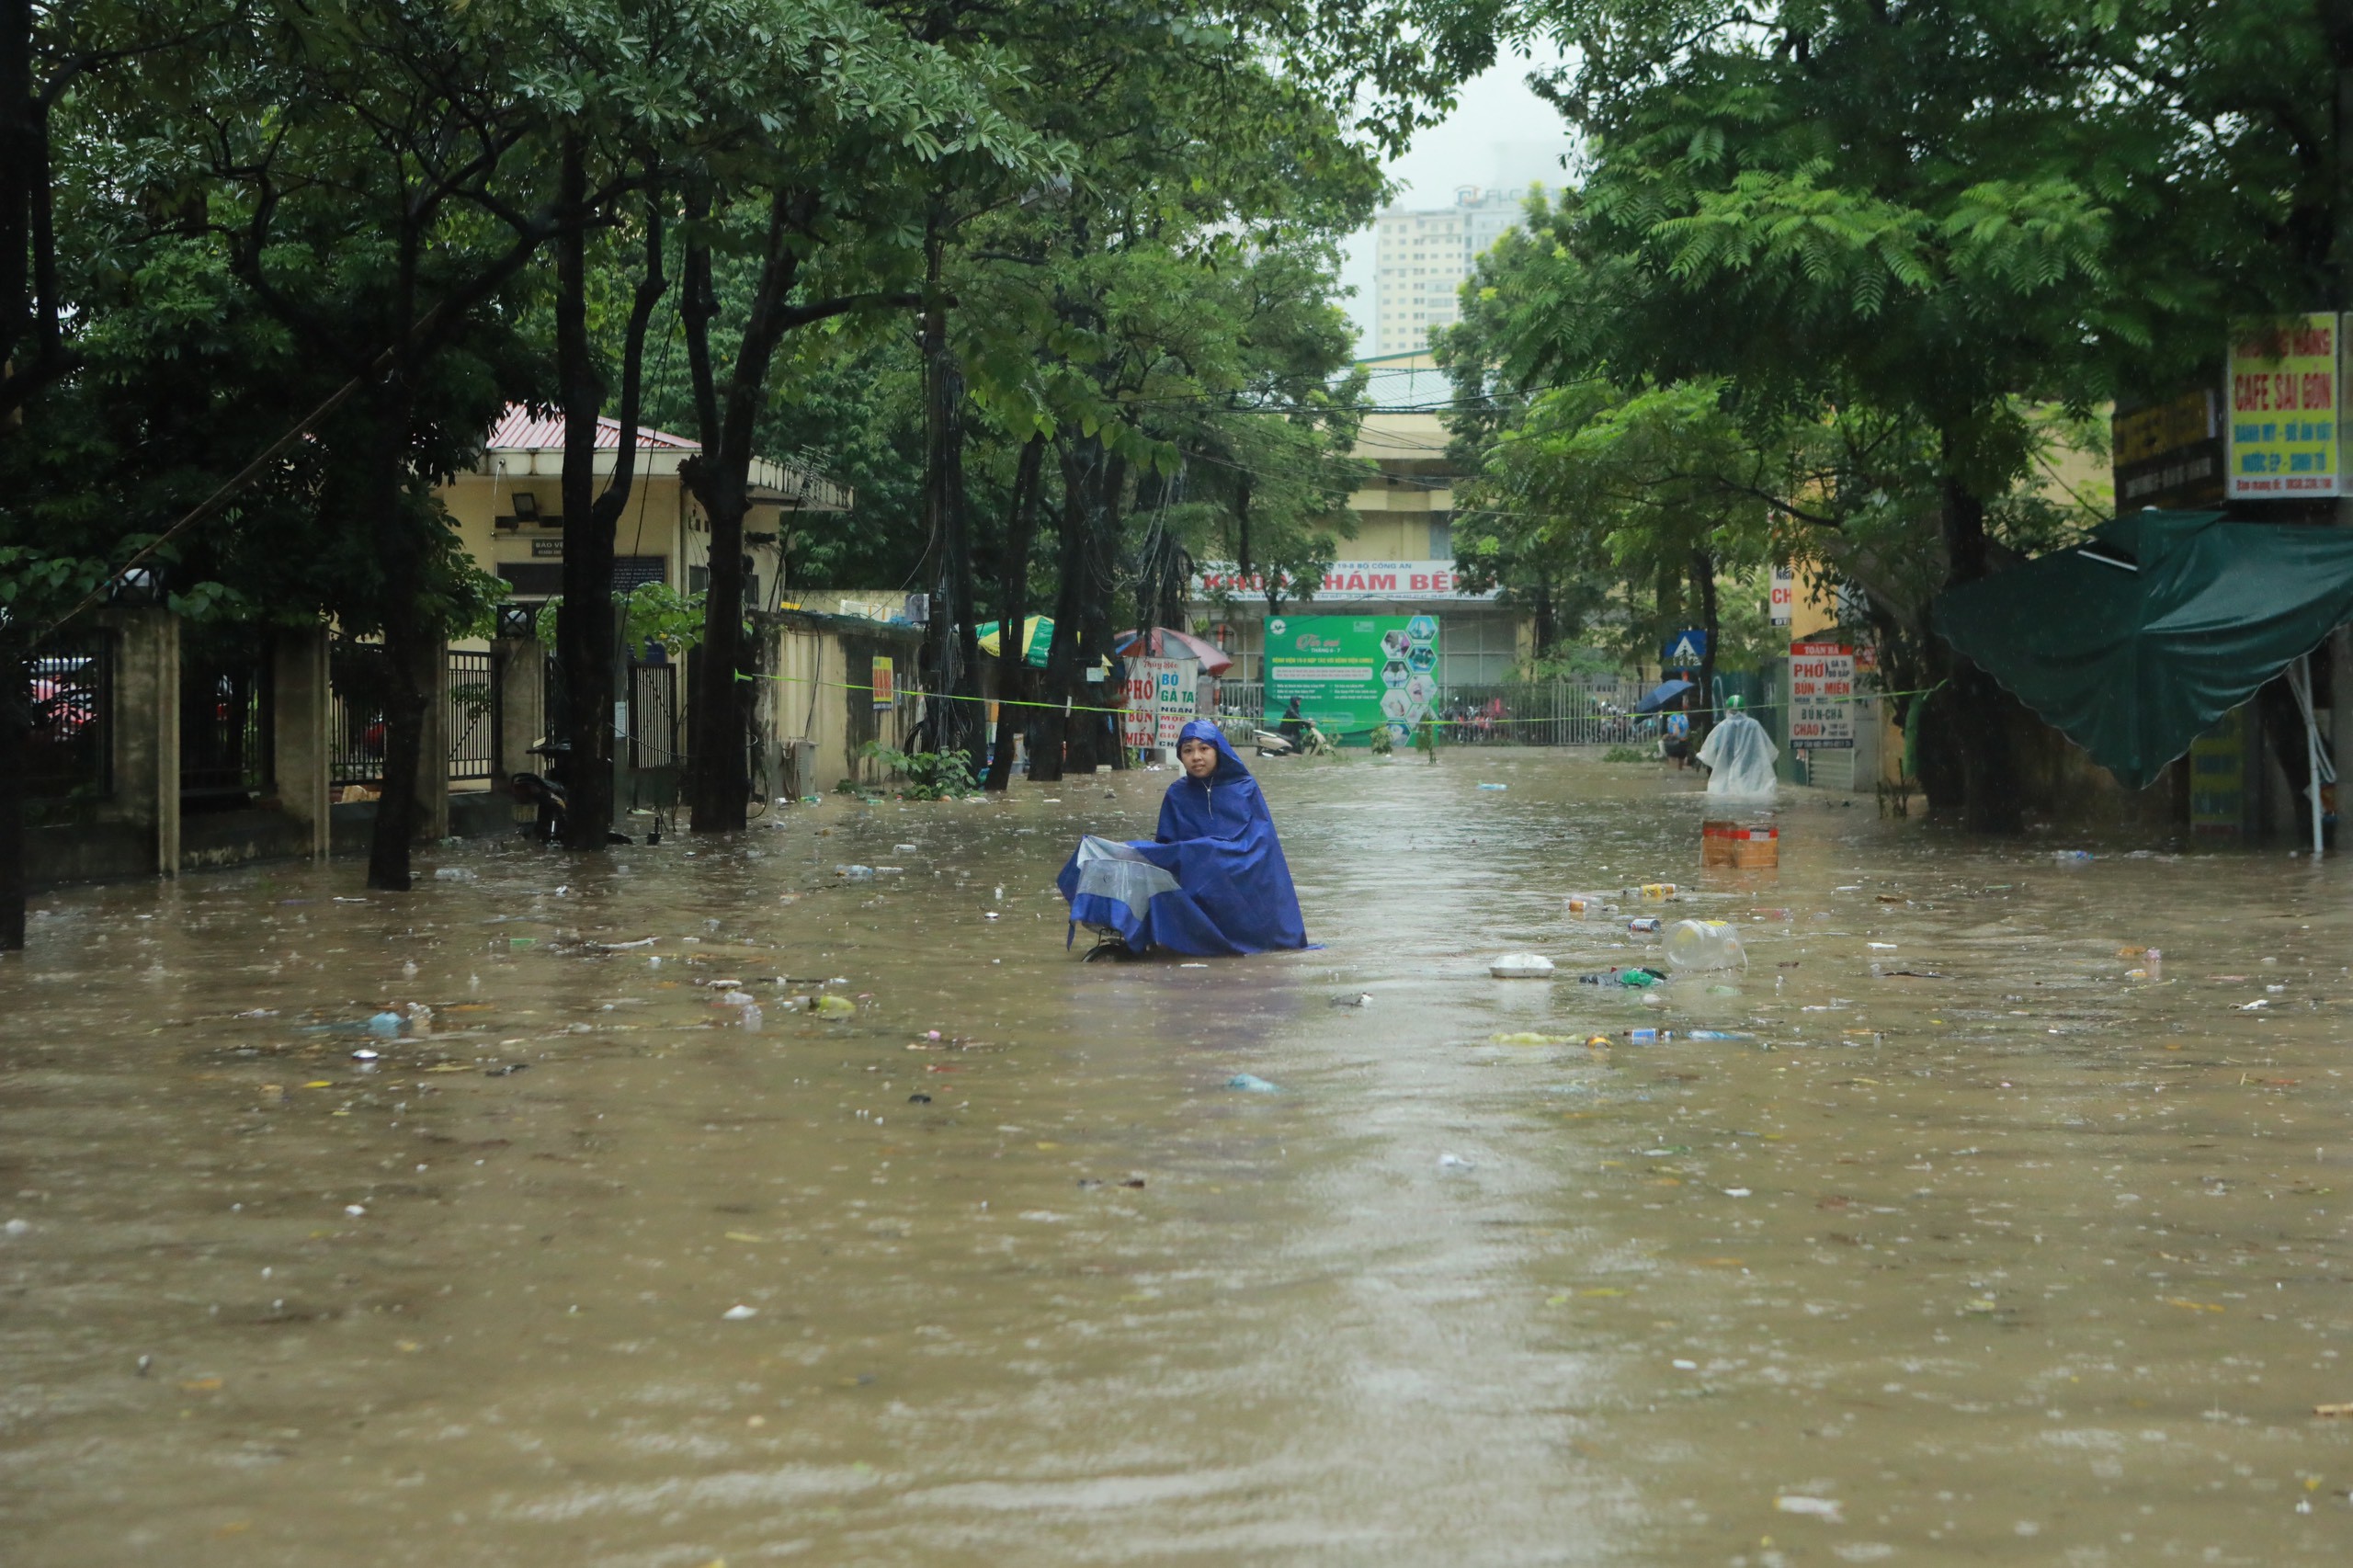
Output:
[{"xmin": 1934, "ymin": 509, "xmax": 2353, "ymax": 790}]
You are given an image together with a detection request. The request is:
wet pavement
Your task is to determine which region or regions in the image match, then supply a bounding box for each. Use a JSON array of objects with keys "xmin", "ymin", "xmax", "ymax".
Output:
[{"xmin": 2, "ymin": 750, "xmax": 2349, "ymax": 1565}]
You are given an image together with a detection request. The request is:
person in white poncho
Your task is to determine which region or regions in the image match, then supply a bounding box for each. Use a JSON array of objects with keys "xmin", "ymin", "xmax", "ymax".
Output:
[{"xmin": 1697, "ymin": 696, "xmax": 1778, "ymax": 797}]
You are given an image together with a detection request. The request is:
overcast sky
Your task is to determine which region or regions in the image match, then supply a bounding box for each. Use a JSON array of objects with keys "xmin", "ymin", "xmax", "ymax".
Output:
[{"xmin": 1338, "ymin": 51, "xmax": 1574, "ymax": 351}]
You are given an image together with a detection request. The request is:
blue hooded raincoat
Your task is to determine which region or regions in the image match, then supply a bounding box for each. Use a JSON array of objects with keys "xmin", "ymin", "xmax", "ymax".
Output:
[{"xmin": 1056, "ymin": 720, "xmax": 1307, "ymax": 956}]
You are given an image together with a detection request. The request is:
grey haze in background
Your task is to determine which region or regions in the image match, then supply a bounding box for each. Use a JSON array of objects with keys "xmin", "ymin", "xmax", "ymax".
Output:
[{"xmin": 1340, "ymin": 54, "xmax": 1571, "ymax": 355}]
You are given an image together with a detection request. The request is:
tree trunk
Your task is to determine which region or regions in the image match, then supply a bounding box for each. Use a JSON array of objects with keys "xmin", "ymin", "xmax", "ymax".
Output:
[
  {"xmin": 1069, "ymin": 449, "xmax": 1128, "ymax": 771},
  {"xmin": 553, "ymin": 135, "xmax": 618, "ymax": 849},
  {"xmin": 358, "ymin": 388, "xmax": 433, "ymax": 891},
  {"xmin": 1656, "ymin": 559, "xmax": 1683, "ymax": 632},
  {"xmin": 0, "ymin": 627, "xmax": 26, "ymax": 951},
  {"xmin": 686, "ymin": 467, "xmax": 751, "ymax": 830},
  {"xmin": 1032, "ymin": 441, "xmax": 1094, "ymax": 783},
  {"xmin": 3, "ymin": 0, "xmax": 43, "ymax": 947},
  {"xmin": 556, "ymin": 174, "xmax": 666, "ymax": 849},
  {"xmin": 2328, "ymin": 0, "xmax": 2353, "ymax": 305},
  {"xmin": 1692, "ymin": 546, "xmax": 1719, "ymax": 729},
  {"xmin": 1926, "ymin": 472, "xmax": 2021, "ymax": 833},
  {"xmin": 1233, "ymin": 476, "xmax": 1253, "ymax": 588},
  {"xmin": 681, "ymin": 189, "xmax": 802, "ymax": 834},
  {"xmin": 985, "ymin": 435, "xmax": 1047, "ymax": 791},
  {"xmin": 919, "ymin": 248, "xmax": 984, "ymax": 773}
]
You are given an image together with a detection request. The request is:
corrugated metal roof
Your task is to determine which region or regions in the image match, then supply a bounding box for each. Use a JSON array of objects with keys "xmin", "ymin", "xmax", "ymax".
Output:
[
  {"xmin": 485, "ymin": 403, "xmax": 700, "ymax": 451},
  {"xmin": 1356, "ymin": 363, "xmax": 1459, "ymax": 413}
]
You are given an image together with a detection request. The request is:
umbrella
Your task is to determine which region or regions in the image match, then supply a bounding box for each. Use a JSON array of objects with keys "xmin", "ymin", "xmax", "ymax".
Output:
[
  {"xmin": 975, "ymin": 615, "xmax": 1052, "ymax": 668},
  {"xmin": 1114, "ymin": 626, "xmax": 1234, "ymax": 676},
  {"xmin": 1632, "ymin": 678, "xmax": 1696, "ymax": 714}
]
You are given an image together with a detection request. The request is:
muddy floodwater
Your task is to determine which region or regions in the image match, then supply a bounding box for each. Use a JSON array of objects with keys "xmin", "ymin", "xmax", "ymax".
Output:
[{"xmin": 4, "ymin": 752, "xmax": 2351, "ymax": 1565}]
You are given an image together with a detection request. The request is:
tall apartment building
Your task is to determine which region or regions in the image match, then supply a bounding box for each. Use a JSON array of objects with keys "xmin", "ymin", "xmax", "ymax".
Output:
[{"xmin": 1371, "ymin": 186, "xmax": 1535, "ymax": 355}]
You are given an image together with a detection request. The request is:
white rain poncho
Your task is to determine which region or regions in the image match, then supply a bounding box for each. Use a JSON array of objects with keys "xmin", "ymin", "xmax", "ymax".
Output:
[{"xmin": 1698, "ymin": 710, "xmax": 1778, "ymax": 798}]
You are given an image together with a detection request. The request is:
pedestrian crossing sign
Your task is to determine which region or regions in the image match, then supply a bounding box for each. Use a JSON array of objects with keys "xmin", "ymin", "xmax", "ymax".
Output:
[{"xmin": 1662, "ymin": 629, "xmax": 1709, "ymax": 669}]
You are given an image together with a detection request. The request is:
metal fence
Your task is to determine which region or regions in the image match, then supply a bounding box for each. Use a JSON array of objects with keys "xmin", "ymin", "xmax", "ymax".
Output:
[
  {"xmin": 629, "ymin": 661, "xmax": 679, "ymax": 768},
  {"xmin": 1213, "ymin": 678, "xmax": 1265, "ymax": 720},
  {"xmin": 1212, "ymin": 676, "xmax": 1657, "ymax": 744},
  {"xmin": 23, "ymin": 628, "xmax": 113, "ymax": 803},
  {"xmin": 1436, "ymin": 681, "xmax": 1653, "ymax": 746},
  {"xmin": 447, "ymin": 650, "xmax": 495, "ymax": 781},
  {"xmin": 180, "ymin": 629, "xmax": 272, "ymax": 804},
  {"xmin": 330, "ymin": 639, "xmax": 389, "ymax": 786}
]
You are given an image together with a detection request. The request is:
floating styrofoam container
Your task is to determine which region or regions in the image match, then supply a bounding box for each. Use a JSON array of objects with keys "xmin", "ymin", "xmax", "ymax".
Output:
[{"xmin": 1489, "ymin": 953, "xmax": 1556, "ymax": 979}]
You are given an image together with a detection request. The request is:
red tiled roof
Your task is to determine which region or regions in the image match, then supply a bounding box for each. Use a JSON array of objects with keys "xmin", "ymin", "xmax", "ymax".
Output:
[{"xmin": 486, "ymin": 403, "xmax": 699, "ymax": 451}]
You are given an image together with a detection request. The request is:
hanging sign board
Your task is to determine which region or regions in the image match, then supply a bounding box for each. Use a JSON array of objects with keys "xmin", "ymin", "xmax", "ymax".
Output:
[
  {"xmin": 1769, "ymin": 565, "xmax": 1794, "ymax": 626},
  {"xmin": 1788, "ymin": 640, "xmax": 1856, "ymax": 750},
  {"xmin": 2114, "ymin": 389, "xmax": 2224, "ymax": 510},
  {"xmin": 2227, "ymin": 312, "xmax": 2343, "ymax": 497},
  {"xmin": 870, "ymin": 656, "xmax": 894, "ymax": 710}
]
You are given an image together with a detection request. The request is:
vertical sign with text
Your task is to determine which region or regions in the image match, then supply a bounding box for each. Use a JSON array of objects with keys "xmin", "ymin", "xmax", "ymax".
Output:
[
  {"xmin": 2227, "ymin": 312, "xmax": 2343, "ymax": 497},
  {"xmin": 1121, "ymin": 657, "xmax": 1197, "ymax": 750},
  {"xmin": 1788, "ymin": 641, "xmax": 1856, "ymax": 750},
  {"xmin": 1769, "ymin": 565, "xmax": 1794, "ymax": 626}
]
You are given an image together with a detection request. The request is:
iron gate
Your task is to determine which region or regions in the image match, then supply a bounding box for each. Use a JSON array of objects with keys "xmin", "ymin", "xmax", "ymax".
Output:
[{"xmin": 446, "ymin": 651, "xmax": 495, "ymax": 781}]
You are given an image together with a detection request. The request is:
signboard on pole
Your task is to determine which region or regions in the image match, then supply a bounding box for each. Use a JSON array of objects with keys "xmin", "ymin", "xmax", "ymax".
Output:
[
  {"xmin": 1769, "ymin": 565, "xmax": 1794, "ymax": 626},
  {"xmin": 870, "ymin": 656, "xmax": 895, "ymax": 710},
  {"xmin": 1788, "ymin": 640, "xmax": 1856, "ymax": 750},
  {"xmin": 1662, "ymin": 629, "xmax": 1709, "ymax": 670},
  {"xmin": 1265, "ymin": 614, "xmax": 1440, "ymax": 744},
  {"xmin": 1120, "ymin": 657, "xmax": 1198, "ymax": 750},
  {"xmin": 2114, "ymin": 389, "xmax": 2224, "ymax": 510},
  {"xmin": 2227, "ymin": 313, "xmax": 2343, "ymax": 497}
]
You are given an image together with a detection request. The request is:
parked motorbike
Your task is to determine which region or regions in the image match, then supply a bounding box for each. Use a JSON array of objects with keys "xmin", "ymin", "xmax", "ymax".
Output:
[{"xmin": 512, "ymin": 741, "xmax": 633, "ymax": 845}]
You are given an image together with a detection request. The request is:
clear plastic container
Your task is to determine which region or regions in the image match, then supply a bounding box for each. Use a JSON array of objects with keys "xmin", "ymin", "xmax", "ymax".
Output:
[{"xmin": 1663, "ymin": 918, "xmax": 1747, "ymax": 971}]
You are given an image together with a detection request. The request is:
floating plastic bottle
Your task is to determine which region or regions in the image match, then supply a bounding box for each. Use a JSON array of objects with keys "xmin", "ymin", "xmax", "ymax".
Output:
[{"xmin": 1663, "ymin": 918, "xmax": 1747, "ymax": 971}]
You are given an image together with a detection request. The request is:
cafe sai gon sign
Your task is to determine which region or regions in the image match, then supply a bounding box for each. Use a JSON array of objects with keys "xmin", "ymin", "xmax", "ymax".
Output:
[{"xmin": 2227, "ymin": 312, "xmax": 2346, "ymax": 498}]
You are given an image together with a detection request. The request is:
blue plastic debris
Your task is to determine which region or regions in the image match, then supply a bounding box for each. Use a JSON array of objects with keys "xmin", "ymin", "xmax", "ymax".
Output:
[{"xmin": 1225, "ymin": 1074, "xmax": 1281, "ymax": 1093}]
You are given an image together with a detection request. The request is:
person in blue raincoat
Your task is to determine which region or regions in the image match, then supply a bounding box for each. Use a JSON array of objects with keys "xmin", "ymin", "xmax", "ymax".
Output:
[{"xmin": 1057, "ymin": 719, "xmax": 1307, "ymax": 960}]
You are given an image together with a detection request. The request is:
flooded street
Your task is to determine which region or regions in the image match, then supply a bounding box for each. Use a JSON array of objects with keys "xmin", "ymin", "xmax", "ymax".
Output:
[{"xmin": 4, "ymin": 751, "xmax": 2349, "ymax": 1565}]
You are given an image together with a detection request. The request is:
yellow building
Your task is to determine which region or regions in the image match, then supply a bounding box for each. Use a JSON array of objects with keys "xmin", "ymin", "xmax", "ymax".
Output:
[
  {"xmin": 441, "ymin": 405, "xmax": 850, "ymax": 612},
  {"xmin": 1188, "ymin": 351, "xmax": 1532, "ymax": 686},
  {"xmin": 429, "ymin": 408, "xmax": 915, "ymax": 814}
]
